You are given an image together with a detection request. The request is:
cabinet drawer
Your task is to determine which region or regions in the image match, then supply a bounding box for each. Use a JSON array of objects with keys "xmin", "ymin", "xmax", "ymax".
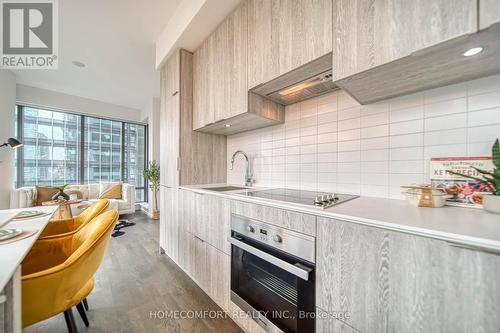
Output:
[{"xmin": 230, "ymin": 201, "xmax": 316, "ymax": 236}]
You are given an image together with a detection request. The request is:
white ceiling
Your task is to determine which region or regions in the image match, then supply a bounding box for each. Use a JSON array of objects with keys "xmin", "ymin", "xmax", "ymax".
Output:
[{"xmin": 12, "ymin": 0, "xmax": 182, "ymax": 111}]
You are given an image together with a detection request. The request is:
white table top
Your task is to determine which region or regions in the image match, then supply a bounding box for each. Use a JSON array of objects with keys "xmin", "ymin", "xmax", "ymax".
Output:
[{"xmin": 0, "ymin": 206, "xmax": 56, "ymax": 291}]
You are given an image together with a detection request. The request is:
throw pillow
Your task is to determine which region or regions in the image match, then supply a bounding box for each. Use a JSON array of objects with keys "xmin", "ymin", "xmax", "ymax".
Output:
[
  {"xmin": 35, "ymin": 186, "xmax": 59, "ymax": 206},
  {"xmin": 99, "ymin": 183, "xmax": 122, "ymax": 199}
]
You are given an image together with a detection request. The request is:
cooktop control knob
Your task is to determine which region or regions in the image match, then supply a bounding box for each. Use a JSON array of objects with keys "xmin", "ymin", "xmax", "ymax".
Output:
[
  {"xmin": 247, "ymin": 225, "xmax": 255, "ymax": 233},
  {"xmin": 273, "ymin": 234, "xmax": 282, "ymax": 243}
]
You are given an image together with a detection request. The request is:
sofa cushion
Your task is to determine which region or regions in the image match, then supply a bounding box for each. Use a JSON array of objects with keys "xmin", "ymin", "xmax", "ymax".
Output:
[
  {"xmin": 99, "ymin": 183, "xmax": 122, "ymax": 199},
  {"xmin": 35, "ymin": 186, "xmax": 58, "ymax": 206}
]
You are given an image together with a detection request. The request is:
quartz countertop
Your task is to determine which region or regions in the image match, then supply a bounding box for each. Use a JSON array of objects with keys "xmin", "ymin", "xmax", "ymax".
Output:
[{"xmin": 180, "ymin": 184, "xmax": 500, "ymax": 253}]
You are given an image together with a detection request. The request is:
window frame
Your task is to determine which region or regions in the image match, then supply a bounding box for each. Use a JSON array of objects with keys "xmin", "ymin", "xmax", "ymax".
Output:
[{"xmin": 16, "ymin": 104, "xmax": 148, "ymax": 202}]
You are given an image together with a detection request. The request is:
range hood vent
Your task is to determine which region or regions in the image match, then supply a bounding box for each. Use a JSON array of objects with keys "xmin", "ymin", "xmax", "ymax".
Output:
[{"xmin": 250, "ymin": 53, "xmax": 339, "ymax": 105}]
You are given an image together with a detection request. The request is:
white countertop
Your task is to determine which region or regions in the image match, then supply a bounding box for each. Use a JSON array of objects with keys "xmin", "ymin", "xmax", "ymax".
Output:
[
  {"xmin": 0, "ymin": 206, "xmax": 56, "ymax": 291},
  {"xmin": 180, "ymin": 184, "xmax": 500, "ymax": 253}
]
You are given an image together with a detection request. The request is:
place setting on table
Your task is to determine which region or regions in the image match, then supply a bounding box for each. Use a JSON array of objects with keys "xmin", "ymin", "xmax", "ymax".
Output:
[{"xmin": 0, "ymin": 208, "xmax": 54, "ymax": 245}]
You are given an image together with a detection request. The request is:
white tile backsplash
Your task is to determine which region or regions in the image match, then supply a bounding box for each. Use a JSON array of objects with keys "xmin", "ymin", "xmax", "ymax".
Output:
[{"xmin": 227, "ymin": 74, "xmax": 500, "ymax": 199}]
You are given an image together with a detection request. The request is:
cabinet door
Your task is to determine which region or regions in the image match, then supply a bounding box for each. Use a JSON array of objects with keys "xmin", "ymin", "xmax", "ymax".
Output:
[
  {"xmin": 332, "ymin": 0, "xmax": 478, "ymax": 81},
  {"xmin": 159, "ymin": 186, "xmax": 167, "ymax": 250},
  {"xmin": 277, "ymin": 0, "xmax": 332, "ymax": 75},
  {"xmin": 160, "ymin": 52, "xmax": 180, "ymax": 187},
  {"xmin": 247, "ymin": 0, "xmax": 332, "ymax": 88},
  {"xmin": 193, "ymin": 35, "xmax": 215, "ymax": 129},
  {"xmin": 480, "ymin": 0, "xmax": 500, "ymax": 29},
  {"xmin": 316, "ymin": 217, "xmax": 500, "ymax": 332},
  {"xmin": 160, "ymin": 186, "xmax": 179, "ymax": 263},
  {"xmin": 203, "ymin": 195, "xmax": 231, "ymax": 255},
  {"xmin": 205, "ymin": 244, "xmax": 231, "ymax": 311}
]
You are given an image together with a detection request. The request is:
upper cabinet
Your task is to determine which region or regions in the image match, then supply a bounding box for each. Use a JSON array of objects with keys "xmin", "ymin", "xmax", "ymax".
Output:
[
  {"xmin": 332, "ymin": 0, "xmax": 500, "ymax": 104},
  {"xmin": 332, "ymin": 0, "xmax": 477, "ymax": 81},
  {"xmin": 247, "ymin": 0, "xmax": 333, "ymax": 89},
  {"xmin": 159, "ymin": 49, "xmax": 226, "ymax": 188},
  {"xmin": 480, "ymin": 0, "xmax": 500, "ymax": 30}
]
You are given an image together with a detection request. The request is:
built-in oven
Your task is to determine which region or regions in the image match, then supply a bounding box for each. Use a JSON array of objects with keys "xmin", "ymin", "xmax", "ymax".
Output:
[{"xmin": 230, "ymin": 214, "xmax": 316, "ymax": 333}]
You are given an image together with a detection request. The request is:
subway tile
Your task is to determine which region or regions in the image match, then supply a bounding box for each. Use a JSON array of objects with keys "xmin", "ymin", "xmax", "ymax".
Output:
[
  {"xmin": 424, "ymin": 113, "xmax": 466, "ymax": 131},
  {"xmin": 389, "ymin": 160, "xmax": 424, "ymax": 174},
  {"xmin": 338, "ymin": 129, "xmax": 361, "ymax": 142},
  {"xmin": 319, "ymin": 172, "xmax": 337, "ymax": 182},
  {"xmin": 337, "ymin": 172, "xmax": 361, "ymax": 184},
  {"xmin": 286, "ymin": 146, "xmax": 300, "ymax": 155},
  {"xmin": 338, "ymin": 151, "xmax": 360, "ymax": 162},
  {"xmin": 300, "ymin": 152, "xmax": 317, "ymax": 163},
  {"xmin": 361, "ymin": 137, "xmax": 389, "ymax": 150},
  {"xmin": 390, "ymin": 105, "xmax": 424, "ymax": 123},
  {"xmin": 286, "ymin": 137, "xmax": 300, "ymax": 147},
  {"xmin": 361, "ymin": 149, "xmax": 389, "ymax": 161},
  {"xmin": 317, "ymin": 132, "xmax": 338, "ymax": 143},
  {"xmin": 390, "ymin": 147, "xmax": 423, "ymax": 161},
  {"xmin": 317, "ymin": 92, "xmax": 338, "ymax": 108},
  {"xmin": 318, "ymin": 163, "xmax": 337, "ymax": 173},
  {"xmin": 286, "ymin": 164, "xmax": 300, "ymax": 173},
  {"xmin": 272, "ymin": 139, "xmax": 285, "ymax": 149},
  {"xmin": 317, "ymin": 181, "xmax": 337, "ymax": 192},
  {"xmin": 338, "ymin": 162, "xmax": 361, "ymax": 173},
  {"xmin": 300, "ymin": 100, "xmax": 318, "ymax": 118},
  {"xmin": 317, "ymin": 153, "xmax": 336, "ymax": 163},
  {"xmin": 361, "ymin": 185, "xmax": 389, "ymax": 198},
  {"xmin": 360, "ymin": 102, "xmax": 389, "ymax": 116},
  {"xmin": 339, "ymin": 117, "xmax": 361, "ymax": 131},
  {"xmin": 389, "ymin": 119, "xmax": 424, "ymax": 135},
  {"xmin": 389, "ymin": 133, "xmax": 424, "ymax": 148},
  {"xmin": 318, "ymin": 122, "xmax": 337, "ymax": 134},
  {"xmin": 338, "ymin": 106, "xmax": 361, "ymax": 121},
  {"xmin": 361, "ymin": 125, "xmax": 389, "ymax": 139},
  {"xmin": 300, "ymin": 163, "xmax": 317, "ymax": 173},
  {"xmin": 424, "ymin": 128, "xmax": 467, "ymax": 146},
  {"xmin": 361, "ymin": 161, "xmax": 389, "ymax": 173},
  {"xmin": 300, "ymin": 135, "xmax": 317, "ymax": 145},
  {"xmin": 338, "ymin": 140, "xmax": 360, "ymax": 152},
  {"xmin": 300, "ymin": 144, "xmax": 317, "ymax": 155},
  {"xmin": 467, "ymin": 124, "xmax": 500, "ymax": 143},
  {"xmin": 467, "ymin": 74, "xmax": 500, "ymax": 96},
  {"xmin": 361, "ymin": 173, "xmax": 389, "ymax": 186},
  {"xmin": 424, "ymin": 98, "xmax": 466, "ymax": 118},
  {"xmin": 468, "ymin": 108, "xmax": 500, "ymax": 127},
  {"xmin": 336, "ymin": 183, "xmax": 361, "ymax": 195},
  {"xmin": 300, "ymin": 126, "xmax": 317, "ymax": 136},
  {"xmin": 318, "ymin": 142, "xmax": 337, "ymax": 153},
  {"xmin": 389, "ymin": 92, "xmax": 423, "ymax": 111},
  {"xmin": 300, "ymin": 115, "xmax": 318, "ymax": 128},
  {"xmin": 469, "ymin": 90, "xmax": 500, "ymax": 111},
  {"xmin": 285, "ymin": 104, "xmax": 300, "ymax": 121},
  {"xmin": 361, "ymin": 112, "xmax": 389, "ymax": 127},
  {"xmin": 423, "ymin": 144, "xmax": 467, "ymax": 161},
  {"xmin": 318, "ymin": 110, "xmax": 337, "ymax": 124},
  {"xmin": 424, "ymin": 82, "xmax": 466, "ymax": 104},
  {"xmin": 468, "ymin": 142, "xmax": 493, "ymax": 156},
  {"xmin": 389, "ymin": 173, "xmax": 424, "ymax": 187}
]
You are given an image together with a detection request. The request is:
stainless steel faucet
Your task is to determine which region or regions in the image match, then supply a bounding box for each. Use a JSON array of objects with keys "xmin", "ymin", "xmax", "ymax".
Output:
[{"xmin": 230, "ymin": 150, "xmax": 253, "ymax": 186}]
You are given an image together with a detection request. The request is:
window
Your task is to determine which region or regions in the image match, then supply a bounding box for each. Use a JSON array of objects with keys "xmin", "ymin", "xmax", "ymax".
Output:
[{"xmin": 16, "ymin": 105, "xmax": 148, "ymax": 202}]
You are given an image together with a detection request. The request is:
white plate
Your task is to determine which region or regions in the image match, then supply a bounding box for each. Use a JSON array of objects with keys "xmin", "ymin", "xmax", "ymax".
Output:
[
  {"xmin": 0, "ymin": 228, "xmax": 23, "ymax": 241},
  {"xmin": 14, "ymin": 210, "xmax": 46, "ymax": 219}
]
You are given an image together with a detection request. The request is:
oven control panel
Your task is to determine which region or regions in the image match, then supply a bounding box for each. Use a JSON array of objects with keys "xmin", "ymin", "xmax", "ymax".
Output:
[{"xmin": 231, "ymin": 213, "xmax": 316, "ymax": 263}]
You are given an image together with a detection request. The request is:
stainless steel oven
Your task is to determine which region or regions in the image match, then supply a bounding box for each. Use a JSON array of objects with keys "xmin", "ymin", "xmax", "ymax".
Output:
[{"xmin": 230, "ymin": 214, "xmax": 315, "ymax": 333}]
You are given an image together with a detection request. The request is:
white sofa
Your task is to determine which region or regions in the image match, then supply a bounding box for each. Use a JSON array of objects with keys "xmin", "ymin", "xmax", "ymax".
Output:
[{"xmin": 10, "ymin": 183, "xmax": 136, "ymax": 215}]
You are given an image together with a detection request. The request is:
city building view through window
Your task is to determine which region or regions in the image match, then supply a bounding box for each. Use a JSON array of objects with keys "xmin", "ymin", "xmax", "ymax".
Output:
[{"xmin": 16, "ymin": 105, "xmax": 147, "ymax": 201}]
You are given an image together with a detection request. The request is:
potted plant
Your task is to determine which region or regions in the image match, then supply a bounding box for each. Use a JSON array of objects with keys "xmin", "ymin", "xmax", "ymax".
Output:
[
  {"xmin": 51, "ymin": 184, "xmax": 70, "ymax": 201},
  {"xmin": 448, "ymin": 139, "xmax": 500, "ymax": 214},
  {"xmin": 143, "ymin": 160, "xmax": 160, "ymax": 220}
]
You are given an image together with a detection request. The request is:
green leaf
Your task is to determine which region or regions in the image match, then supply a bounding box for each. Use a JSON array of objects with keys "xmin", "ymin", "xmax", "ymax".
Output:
[{"xmin": 493, "ymin": 138, "xmax": 500, "ymax": 170}]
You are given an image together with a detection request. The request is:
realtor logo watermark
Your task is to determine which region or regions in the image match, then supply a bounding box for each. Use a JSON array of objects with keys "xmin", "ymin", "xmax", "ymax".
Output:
[{"xmin": 1, "ymin": 0, "xmax": 58, "ymax": 68}]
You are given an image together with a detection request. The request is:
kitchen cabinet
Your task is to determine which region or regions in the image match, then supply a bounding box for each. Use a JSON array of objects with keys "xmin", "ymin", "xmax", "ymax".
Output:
[
  {"xmin": 192, "ymin": 1, "xmax": 284, "ymax": 135},
  {"xmin": 480, "ymin": 0, "xmax": 500, "ymax": 30},
  {"xmin": 202, "ymin": 195, "xmax": 231, "ymax": 255},
  {"xmin": 159, "ymin": 48, "xmax": 226, "ymax": 188},
  {"xmin": 205, "ymin": 244, "xmax": 231, "ymax": 311},
  {"xmin": 316, "ymin": 217, "xmax": 500, "ymax": 332},
  {"xmin": 330, "ymin": 0, "xmax": 500, "ymax": 105},
  {"xmin": 160, "ymin": 186, "xmax": 180, "ymax": 263},
  {"xmin": 247, "ymin": 0, "xmax": 333, "ymax": 89},
  {"xmin": 332, "ymin": 0, "xmax": 477, "ymax": 81},
  {"xmin": 0, "ymin": 268, "xmax": 21, "ymax": 333}
]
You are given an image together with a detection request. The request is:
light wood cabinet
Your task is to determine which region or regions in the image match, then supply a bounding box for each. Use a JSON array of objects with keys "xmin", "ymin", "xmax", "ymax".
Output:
[
  {"xmin": 332, "ymin": 0, "xmax": 478, "ymax": 81},
  {"xmin": 480, "ymin": 0, "xmax": 500, "ymax": 29},
  {"xmin": 247, "ymin": 0, "xmax": 333, "ymax": 89},
  {"xmin": 159, "ymin": 48, "xmax": 226, "ymax": 188},
  {"xmin": 160, "ymin": 186, "xmax": 180, "ymax": 263},
  {"xmin": 202, "ymin": 195, "xmax": 231, "ymax": 255},
  {"xmin": 205, "ymin": 244, "xmax": 231, "ymax": 311},
  {"xmin": 316, "ymin": 217, "xmax": 500, "ymax": 332}
]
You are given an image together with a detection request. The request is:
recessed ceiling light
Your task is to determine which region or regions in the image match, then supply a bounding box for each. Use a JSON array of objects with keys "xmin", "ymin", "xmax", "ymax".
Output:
[
  {"xmin": 72, "ymin": 60, "xmax": 86, "ymax": 68},
  {"xmin": 463, "ymin": 47, "xmax": 483, "ymax": 57},
  {"xmin": 225, "ymin": 124, "xmax": 231, "ymax": 128}
]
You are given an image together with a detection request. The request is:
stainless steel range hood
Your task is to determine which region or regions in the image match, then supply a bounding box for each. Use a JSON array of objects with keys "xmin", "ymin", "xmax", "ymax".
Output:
[{"xmin": 250, "ymin": 53, "xmax": 339, "ymax": 105}]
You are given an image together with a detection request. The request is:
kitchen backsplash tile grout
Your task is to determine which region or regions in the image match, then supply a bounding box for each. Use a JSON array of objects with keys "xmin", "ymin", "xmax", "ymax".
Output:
[{"xmin": 227, "ymin": 74, "xmax": 500, "ymax": 200}]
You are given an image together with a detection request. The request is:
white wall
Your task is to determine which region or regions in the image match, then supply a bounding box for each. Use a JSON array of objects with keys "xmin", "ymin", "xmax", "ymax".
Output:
[
  {"xmin": 227, "ymin": 74, "xmax": 500, "ymax": 200},
  {"xmin": 16, "ymin": 84, "xmax": 142, "ymax": 122},
  {"xmin": 0, "ymin": 70, "xmax": 17, "ymax": 208},
  {"xmin": 141, "ymin": 97, "xmax": 161, "ymax": 214}
]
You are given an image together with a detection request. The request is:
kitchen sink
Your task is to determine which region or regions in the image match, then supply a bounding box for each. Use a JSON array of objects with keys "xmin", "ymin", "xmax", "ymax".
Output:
[{"xmin": 200, "ymin": 186, "xmax": 248, "ymax": 192}]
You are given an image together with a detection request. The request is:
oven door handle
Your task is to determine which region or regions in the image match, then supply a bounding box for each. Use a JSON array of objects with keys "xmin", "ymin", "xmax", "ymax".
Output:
[{"xmin": 229, "ymin": 237, "xmax": 312, "ymax": 281}]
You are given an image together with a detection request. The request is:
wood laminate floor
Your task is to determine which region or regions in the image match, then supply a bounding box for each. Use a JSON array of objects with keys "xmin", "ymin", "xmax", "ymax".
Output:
[{"xmin": 24, "ymin": 212, "xmax": 243, "ymax": 333}]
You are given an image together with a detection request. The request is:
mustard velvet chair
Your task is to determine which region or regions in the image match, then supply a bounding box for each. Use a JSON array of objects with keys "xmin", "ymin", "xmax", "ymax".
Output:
[
  {"xmin": 39, "ymin": 199, "xmax": 110, "ymax": 239},
  {"xmin": 21, "ymin": 209, "xmax": 119, "ymax": 332}
]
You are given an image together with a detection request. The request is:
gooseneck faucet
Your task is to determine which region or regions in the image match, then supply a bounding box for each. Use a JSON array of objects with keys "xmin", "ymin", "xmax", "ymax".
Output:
[{"xmin": 230, "ymin": 150, "xmax": 253, "ymax": 186}]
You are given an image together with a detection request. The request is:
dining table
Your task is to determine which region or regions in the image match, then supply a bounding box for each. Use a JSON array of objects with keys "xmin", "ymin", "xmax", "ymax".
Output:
[{"xmin": 0, "ymin": 206, "xmax": 57, "ymax": 333}]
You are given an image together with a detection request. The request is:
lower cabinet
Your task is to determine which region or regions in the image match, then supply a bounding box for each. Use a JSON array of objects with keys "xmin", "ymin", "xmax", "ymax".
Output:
[
  {"xmin": 205, "ymin": 244, "xmax": 231, "ymax": 311},
  {"xmin": 316, "ymin": 217, "xmax": 500, "ymax": 333}
]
